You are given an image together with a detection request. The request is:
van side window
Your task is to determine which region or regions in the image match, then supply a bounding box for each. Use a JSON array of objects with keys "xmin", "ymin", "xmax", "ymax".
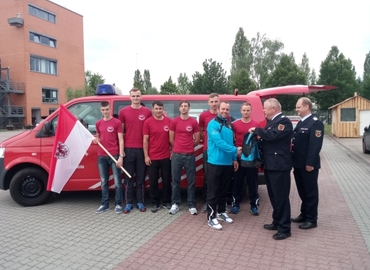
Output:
[
  {"xmin": 113, "ymin": 101, "xmax": 131, "ymax": 116},
  {"xmin": 50, "ymin": 102, "xmax": 102, "ymax": 135},
  {"xmin": 113, "ymin": 100, "xmax": 243, "ymax": 121},
  {"xmin": 187, "ymin": 101, "xmax": 243, "ymax": 121}
]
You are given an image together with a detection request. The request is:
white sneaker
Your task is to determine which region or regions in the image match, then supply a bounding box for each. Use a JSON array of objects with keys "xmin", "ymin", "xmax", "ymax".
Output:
[
  {"xmin": 115, "ymin": 205, "xmax": 123, "ymax": 214},
  {"xmin": 217, "ymin": 212, "xmax": 233, "ymax": 223},
  {"xmin": 169, "ymin": 204, "xmax": 179, "ymax": 215},
  {"xmin": 189, "ymin": 207, "xmax": 197, "ymax": 215},
  {"xmin": 208, "ymin": 218, "xmax": 222, "ymax": 230}
]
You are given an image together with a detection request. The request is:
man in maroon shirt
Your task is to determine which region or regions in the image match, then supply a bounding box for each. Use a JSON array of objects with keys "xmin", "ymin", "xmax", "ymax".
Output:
[
  {"xmin": 199, "ymin": 93, "xmax": 220, "ymax": 212},
  {"xmin": 169, "ymin": 101, "xmax": 200, "ymax": 215},
  {"xmin": 94, "ymin": 101, "xmax": 124, "ymax": 214},
  {"xmin": 119, "ymin": 88, "xmax": 152, "ymax": 213},
  {"xmin": 231, "ymin": 102, "xmax": 261, "ymax": 215},
  {"xmin": 143, "ymin": 100, "xmax": 172, "ymax": 213}
]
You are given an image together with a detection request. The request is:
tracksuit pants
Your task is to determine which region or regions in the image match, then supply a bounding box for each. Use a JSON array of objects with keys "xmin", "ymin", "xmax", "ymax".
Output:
[{"xmin": 206, "ymin": 163, "xmax": 233, "ymax": 221}]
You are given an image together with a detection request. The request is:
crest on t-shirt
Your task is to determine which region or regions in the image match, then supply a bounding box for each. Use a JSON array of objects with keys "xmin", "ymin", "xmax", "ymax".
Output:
[
  {"xmin": 107, "ymin": 126, "xmax": 114, "ymax": 132},
  {"xmin": 186, "ymin": 125, "xmax": 193, "ymax": 132},
  {"xmin": 164, "ymin": 125, "xmax": 169, "ymax": 132},
  {"xmin": 138, "ymin": 114, "xmax": 146, "ymax": 121},
  {"xmin": 55, "ymin": 141, "xmax": 70, "ymax": 159}
]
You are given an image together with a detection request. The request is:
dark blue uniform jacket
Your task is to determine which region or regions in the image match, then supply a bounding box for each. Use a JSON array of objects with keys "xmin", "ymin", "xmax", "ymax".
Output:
[
  {"xmin": 254, "ymin": 114, "xmax": 293, "ymax": 171},
  {"xmin": 291, "ymin": 115, "xmax": 324, "ymax": 169}
]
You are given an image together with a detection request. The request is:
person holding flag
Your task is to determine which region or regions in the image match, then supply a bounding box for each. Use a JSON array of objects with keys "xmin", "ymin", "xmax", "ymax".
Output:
[{"xmin": 94, "ymin": 101, "xmax": 124, "ymax": 214}]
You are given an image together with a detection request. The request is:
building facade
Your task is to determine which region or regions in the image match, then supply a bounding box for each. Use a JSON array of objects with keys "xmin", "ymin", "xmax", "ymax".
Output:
[{"xmin": 0, "ymin": 0, "xmax": 84, "ymax": 128}]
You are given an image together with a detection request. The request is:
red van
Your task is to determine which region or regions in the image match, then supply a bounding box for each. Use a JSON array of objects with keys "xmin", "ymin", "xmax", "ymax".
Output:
[{"xmin": 0, "ymin": 85, "xmax": 335, "ymax": 206}]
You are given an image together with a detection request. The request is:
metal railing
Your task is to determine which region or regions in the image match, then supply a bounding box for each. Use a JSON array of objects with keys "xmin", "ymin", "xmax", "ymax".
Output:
[
  {"xmin": 0, "ymin": 105, "xmax": 25, "ymax": 116},
  {"xmin": 0, "ymin": 70, "xmax": 25, "ymax": 92}
]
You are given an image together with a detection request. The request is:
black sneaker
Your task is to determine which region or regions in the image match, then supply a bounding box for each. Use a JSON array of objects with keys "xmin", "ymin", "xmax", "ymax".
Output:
[
  {"xmin": 151, "ymin": 205, "xmax": 160, "ymax": 213},
  {"xmin": 163, "ymin": 203, "xmax": 172, "ymax": 210}
]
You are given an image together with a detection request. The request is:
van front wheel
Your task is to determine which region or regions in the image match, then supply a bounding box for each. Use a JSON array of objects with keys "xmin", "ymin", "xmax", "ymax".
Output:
[{"xmin": 9, "ymin": 168, "xmax": 51, "ymax": 206}]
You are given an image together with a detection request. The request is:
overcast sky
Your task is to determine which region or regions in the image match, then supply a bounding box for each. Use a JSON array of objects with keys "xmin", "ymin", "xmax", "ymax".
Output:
[{"xmin": 53, "ymin": 0, "xmax": 370, "ymax": 94}]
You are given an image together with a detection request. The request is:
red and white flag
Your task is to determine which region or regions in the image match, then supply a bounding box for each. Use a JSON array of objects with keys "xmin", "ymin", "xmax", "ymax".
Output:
[{"xmin": 47, "ymin": 105, "xmax": 94, "ymax": 193}]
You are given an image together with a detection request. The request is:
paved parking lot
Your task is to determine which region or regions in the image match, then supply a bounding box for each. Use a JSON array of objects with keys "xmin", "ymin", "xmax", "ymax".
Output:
[{"xmin": 0, "ymin": 131, "xmax": 370, "ymax": 269}]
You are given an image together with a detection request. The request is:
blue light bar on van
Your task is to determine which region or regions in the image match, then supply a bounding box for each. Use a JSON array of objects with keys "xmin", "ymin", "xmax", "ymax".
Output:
[{"xmin": 96, "ymin": 84, "xmax": 121, "ymax": 95}]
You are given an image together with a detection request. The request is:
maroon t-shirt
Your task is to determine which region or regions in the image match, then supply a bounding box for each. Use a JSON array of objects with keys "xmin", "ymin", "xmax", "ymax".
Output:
[
  {"xmin": 143, "ymin": 116, "xmax": 171, "ymax": 160},
  {"xmin": 233, "ymin": 119, "xmax": 260, "ymax": 147},
  {"xmin": 119, "ymin": 106, "xmax": 152, "ymax": 148},
  {"xmin": 199, "ymin": 110, "xmax": 217, "ymax": 151},
  {"xmin": 95, "ymin": 117, "xmax": 123, "ymax": 156},
  {"xmin": 170, "ymin": 116, "xmax": 199, "ymax": 154}
]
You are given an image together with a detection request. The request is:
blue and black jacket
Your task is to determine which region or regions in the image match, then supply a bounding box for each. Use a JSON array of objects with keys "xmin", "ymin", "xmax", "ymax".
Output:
[{"xmin": 207, "ymin": 115, "xmax": 237, "ymax": 166}]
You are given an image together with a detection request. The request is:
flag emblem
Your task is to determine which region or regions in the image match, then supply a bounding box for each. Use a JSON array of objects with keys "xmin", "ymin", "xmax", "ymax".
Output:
[{"xmin": 55, "ymin": 142, "xmax": 70, "ymax": 159}]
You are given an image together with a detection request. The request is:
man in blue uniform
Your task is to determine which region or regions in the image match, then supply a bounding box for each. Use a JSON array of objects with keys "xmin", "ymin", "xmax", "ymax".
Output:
[
  {"xmin": 291, "ymin": 97, "xmax": 324, "ymax": 229},
  {"xmin": 249, "ymin": 98, "xmax": 293, "ymax": 240}
]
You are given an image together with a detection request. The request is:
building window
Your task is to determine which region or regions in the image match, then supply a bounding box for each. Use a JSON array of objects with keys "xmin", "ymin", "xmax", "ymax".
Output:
[
  {"xmin": 49, "ymin": 109, "xmax": 56, "ymax": 114},
  {"xmin": 28, "ymin": 4, "xmax": 56, "ymax": 23},
  {"xmin": 340, "ymin": 108, "xmax": 356, "ymax": 122},
  {"xmin": 29, "ymin": 32, "xmax": 57, "ymax": 48},
  {"xmin": 42, "ymin": 88, "xmax": 58, "ymax": 104},
  {"xmin": 30, "ymin": 56, "xmax": 57, "ymax": 75}
]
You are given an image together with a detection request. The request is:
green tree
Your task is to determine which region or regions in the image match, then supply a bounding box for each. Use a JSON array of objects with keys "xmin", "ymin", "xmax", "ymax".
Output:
[
  {"xmin": 85, "ymin": 70, "xmax": 105, "ymax": 96},
  {"xmin": 143, "ymin": 69, "xmax": 152, "ymax": 93},
  {"xmin": 146, "ymin": 87, "xmax": 159, "ymax": 94},
  {"xmin": 249, "ymin": 32, "xmax": 284, "ymax": 89},
  {"xmin": 299, "ymin": 53, "xmax": 311, "ymax": 84},
  {"xmin": 362, "ymin": 52, "xmax": 370, "ymax": 99},
  {"xmin": 231, "ymin": 27, "xmax": 251, "ymax": 73},
  {"xmin": 133, "ymin": 70, "xmax": 144, "ymax": 92},
  {"xmin": 364, "ymin": 51, "xmax": 370, "ymax": 78},
  {"xmin": 177, "ymin": 73, "xmax": 191, "ymax": 94},
  {"xmin": 66, "ymin": 87, "xmax": 84, "ymax": 101},
  {"xmin": 362, "ymin": 76, "xmax": 370, "ymax": 100},
  {"xmin": 313, "ymin": 46, "xmax": 357, "ymax": 109},
  {"xmin": 309, "ymin": 69, "xmax": 317, "ymax": 84},
  {"xmin": 190, "ymin": 59, "xmax": 229, "ymax": 94},
  {"xmin": 229, "ymin": 68, "xmax": 256, "ymax": 95},
  {"xmin": 160, "ymin": 77, "xmax": 178, "ymax": 94},
  {"xmin": 265, "ymin": 53, "xmax": 307, "ymax": 110}
]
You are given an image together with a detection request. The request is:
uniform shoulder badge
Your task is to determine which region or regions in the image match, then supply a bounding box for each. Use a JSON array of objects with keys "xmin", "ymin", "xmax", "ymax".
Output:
[
  {"xmin": 278, "ymin": 124, "xmax": 285, "ymax": 131},
  {"xmin": 315, "ymin": 130, "xmax": 322, "ymax": 137},
  {"xmin": 313, "ymin": 117, "xmax": 318, "ymax": 121},
  {"xmin": 281, "ymin": 115, "xmax": 286, "ymax": 118}
]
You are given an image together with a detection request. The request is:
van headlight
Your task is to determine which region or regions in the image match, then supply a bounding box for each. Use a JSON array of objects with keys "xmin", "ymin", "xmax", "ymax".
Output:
[{"xmin": 0, "ymin": 147, "xmax": 5, "ymax": 158}]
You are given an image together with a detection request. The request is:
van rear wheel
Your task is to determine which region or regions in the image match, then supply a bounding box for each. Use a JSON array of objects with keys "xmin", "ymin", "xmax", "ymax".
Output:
[{"xmin": 9, "ymin": 168, "xmax": 51, "ymax": 206}]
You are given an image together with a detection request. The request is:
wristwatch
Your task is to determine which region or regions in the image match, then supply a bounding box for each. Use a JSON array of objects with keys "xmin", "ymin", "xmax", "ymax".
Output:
[{"xmin": 119, "ymin": 154, "xmax": 124, "ymax": 157}]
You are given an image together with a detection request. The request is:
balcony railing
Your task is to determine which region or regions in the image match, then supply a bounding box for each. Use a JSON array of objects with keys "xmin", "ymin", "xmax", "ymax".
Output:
[
  {"xmin": 0, "ymin": 105, "xmax": 25, "ymax": 116},
  {"xmin": 0, "ymin": 70, "xmax": 25, "ymax": 92}
]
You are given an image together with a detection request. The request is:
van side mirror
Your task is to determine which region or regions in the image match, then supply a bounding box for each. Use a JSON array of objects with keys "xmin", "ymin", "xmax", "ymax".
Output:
[
  {"xmin": 35, "ymin": 120, "xmax": 54, "ymax": 138},
  {"xmin": 43, "ymin": 121, "xmax": 53, "ymax": 135}
]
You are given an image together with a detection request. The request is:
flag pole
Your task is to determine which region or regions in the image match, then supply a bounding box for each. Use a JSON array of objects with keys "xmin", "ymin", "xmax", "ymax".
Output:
[{"xmin": 97, "ymin": 142, "xmax": 132, "ymax": 178}]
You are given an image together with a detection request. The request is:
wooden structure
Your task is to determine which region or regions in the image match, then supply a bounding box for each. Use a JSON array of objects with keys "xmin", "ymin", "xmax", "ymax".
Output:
[{"xmin": 329, "ymin": 92, "xmax": 370, "ymax": 138}]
